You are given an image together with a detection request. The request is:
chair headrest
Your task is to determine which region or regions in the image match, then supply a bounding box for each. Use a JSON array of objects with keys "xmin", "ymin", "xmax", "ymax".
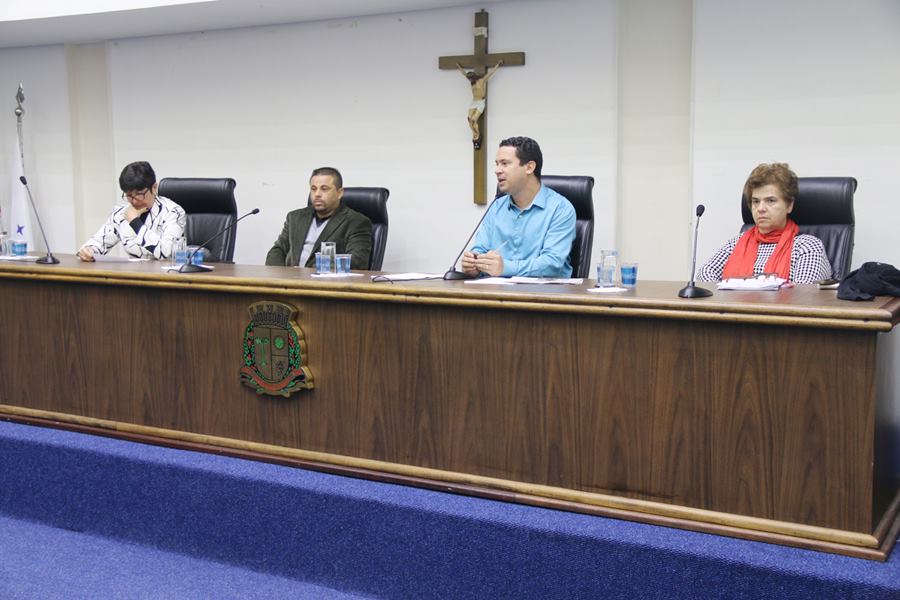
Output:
[
  {"xmin": 541, "ymin": 175, "xmax": 595, "ymax": 220},
  {"xmin": 306, "ymin": 187, "xmax": 389, "ymax": 225},
  {"xmin": 494, "ymin": 175, "xmax": 595, "ymax": 220},
  {"xmin": 158, "ymin": 178, "xmax": 237, "ymax": 215},
  {"xmin": 741, "ymin": 177, "xmax": 856, "ymax": 226}
]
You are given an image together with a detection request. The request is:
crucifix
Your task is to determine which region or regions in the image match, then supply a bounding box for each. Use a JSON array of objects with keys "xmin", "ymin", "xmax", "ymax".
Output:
[{"xmin": 439, "ymin": 10, "xmax": 525, "ymax": 204}]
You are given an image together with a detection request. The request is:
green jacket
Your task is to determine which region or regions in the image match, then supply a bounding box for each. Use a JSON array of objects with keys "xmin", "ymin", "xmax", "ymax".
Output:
[{"xmin": 265, "ymin": 203, "xmax": 372, "ymax": 269}]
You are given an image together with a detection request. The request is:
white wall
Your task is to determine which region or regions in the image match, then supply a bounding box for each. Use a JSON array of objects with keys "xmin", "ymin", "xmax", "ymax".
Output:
[
  {"xmin": 103, "ymin": 0, "xmax": 616, "ymax": 271},
  {"xmin": 67, "ymin": 42, "xmax": 117, "ymax": 248},
  {"xmin": 3, "ymin": 0, "xmax": 900, "ymax": 277},
  {"xmin": 617, "ymin": 0, "xmax": 693, "ymax": 280},
  {"xmin": 0, "ymin": 0, "xmax": 615, "ymax": 270},
  {"xmin": 692, "ymin": 0, "xmax": 900, "ymax": 270},
  {"xmin": 0, "ymin": 45, "xmax": 76, "ymax": 252}
]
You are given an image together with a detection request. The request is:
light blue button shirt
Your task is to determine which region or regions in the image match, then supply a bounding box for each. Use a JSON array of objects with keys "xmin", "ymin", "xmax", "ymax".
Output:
[{"xmin": 470, "ymin": 184, "xmax": 576, "ymax": 277}]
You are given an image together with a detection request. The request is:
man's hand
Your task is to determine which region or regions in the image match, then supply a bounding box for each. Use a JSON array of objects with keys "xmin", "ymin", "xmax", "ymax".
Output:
[
  {"xmin": 461, "ymin": 251, "xmax": 479, "ymax": 276},
  {"xmin": 77, "ymin": 246, "xmax": 96, "ymax": 262},
  {"xmin": 474, "ymin": 250, "xmax": 504, "ymax": 276}
]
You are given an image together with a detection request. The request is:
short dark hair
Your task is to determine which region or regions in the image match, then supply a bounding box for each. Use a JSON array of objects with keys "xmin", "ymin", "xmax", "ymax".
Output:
[
  {"xmin": 499, "ymin": 136, "xmax": 543, "ymax": 180},
  {"xmin": 311, "ymin": 167, "xmax": 343, "ymax": 189},
  {"xmin": 118, "ymin": 161, "xmax": 156, "ymax": 192},
  {"xmin": 743, "ymin": 163, "xmax": 799, "ymax": 207}
]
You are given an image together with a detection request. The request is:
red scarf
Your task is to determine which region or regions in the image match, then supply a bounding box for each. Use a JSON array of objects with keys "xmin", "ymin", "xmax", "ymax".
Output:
[{"xmin": 722, "ymin": 218, "xmax": 798, "ymax": 280}]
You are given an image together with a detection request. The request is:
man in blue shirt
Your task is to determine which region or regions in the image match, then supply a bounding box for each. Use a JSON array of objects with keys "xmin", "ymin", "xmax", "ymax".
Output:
[{"xmin": 461, "ymin": 136, "xmax": 576, "ymax": 278}]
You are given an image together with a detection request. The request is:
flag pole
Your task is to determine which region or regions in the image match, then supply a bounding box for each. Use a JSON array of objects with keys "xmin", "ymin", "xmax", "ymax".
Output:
[
  {"xmin": 15, "ymin": 83, "xmax": 25, "ymax": 172},
  {"xmin": 13, "ymin": 83, "xmax": 59, "ymax": 264}
]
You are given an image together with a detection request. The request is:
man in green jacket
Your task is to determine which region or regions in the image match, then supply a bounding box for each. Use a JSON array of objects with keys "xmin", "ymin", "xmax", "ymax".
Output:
[{"xmin": 265, "ymin": 167, "xmax": 372, "ymax": 270}]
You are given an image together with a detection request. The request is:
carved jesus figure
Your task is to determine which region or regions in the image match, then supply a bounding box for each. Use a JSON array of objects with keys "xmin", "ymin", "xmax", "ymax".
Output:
[{"xmin": 456, "ymin": 60, "xmax": 503, "ymax": 149}]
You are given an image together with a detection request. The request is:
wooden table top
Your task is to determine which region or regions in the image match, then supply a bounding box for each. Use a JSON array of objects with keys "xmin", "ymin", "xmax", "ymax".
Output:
[{"xmin": 2, "ymin": 255, "xmax": 898, "ymax": 330}]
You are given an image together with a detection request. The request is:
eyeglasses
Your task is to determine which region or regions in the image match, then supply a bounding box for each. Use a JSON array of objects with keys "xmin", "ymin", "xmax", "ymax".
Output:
[{"xmin": 122, "ymin": 189, "xmax": 151, "ymax": 201}]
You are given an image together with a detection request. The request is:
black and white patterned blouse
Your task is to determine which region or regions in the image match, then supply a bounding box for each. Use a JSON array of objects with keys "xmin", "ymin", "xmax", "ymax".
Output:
[
  {"xmin": 81, "ymin": 195, "xmax": 186, "ymax": 260},
  {"xmin": 697, "ymin": 233, "xmax": 833, "ymax": 284}
]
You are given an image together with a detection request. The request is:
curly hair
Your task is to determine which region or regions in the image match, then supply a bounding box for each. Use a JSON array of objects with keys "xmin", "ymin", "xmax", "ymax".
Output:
[{"xmin": 743, "ymin": 163, "xmax": 798, "ymax": 207}]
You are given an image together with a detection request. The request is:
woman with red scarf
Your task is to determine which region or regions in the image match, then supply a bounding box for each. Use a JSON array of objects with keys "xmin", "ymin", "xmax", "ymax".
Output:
[{"xmin": 698, "ymin": 163, "xmax": 832, "ymax": 283}]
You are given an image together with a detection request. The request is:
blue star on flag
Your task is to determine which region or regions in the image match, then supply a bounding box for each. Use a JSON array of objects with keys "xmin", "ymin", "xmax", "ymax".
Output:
[{"xmin": 16, "ymin": 225, "xmax": 24, "ymax": 235}]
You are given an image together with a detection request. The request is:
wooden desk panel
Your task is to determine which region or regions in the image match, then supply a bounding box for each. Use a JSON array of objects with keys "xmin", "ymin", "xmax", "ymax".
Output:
[{"xmin": 1, "ymin": 257, "xmax": 897, "ymax": 559}]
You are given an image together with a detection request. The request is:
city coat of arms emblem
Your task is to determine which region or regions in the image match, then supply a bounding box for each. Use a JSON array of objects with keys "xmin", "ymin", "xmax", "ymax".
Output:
[{"xmin": 240, "ymin": 301, "xmax": 314, "ymax": 396}]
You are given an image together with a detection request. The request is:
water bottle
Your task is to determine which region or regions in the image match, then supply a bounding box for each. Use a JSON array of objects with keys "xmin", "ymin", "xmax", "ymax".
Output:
[
  {"xmin": 172, "ymin": 238, "xmax": 188, "ymax": 267},
  {"xmin": 0, "ymin": 232, "xmax": 8, "ymax": 256},
  {"xmin": 597, "ymin": 250, "xmax": 619, "ymax": 287},
  {"xmin": 319, "ymin": 242, "xmax": 337, "ymax": 273}
]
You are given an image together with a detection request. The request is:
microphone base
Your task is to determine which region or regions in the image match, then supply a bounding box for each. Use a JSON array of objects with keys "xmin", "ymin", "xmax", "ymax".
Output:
[
  {"xmin": 36, "ymin": 254, "xmax": 60, "ymax": 265},
  {"xmin": 443, "ymin": 269, "xmax": 475, "ymax": 280},
  {"xmin": 678, "ymin": 284, "xmax": 713, "ymax": 298},
  {"xmin": 177, "ymin": 263, "xmax": 214, "ymax": 274}
]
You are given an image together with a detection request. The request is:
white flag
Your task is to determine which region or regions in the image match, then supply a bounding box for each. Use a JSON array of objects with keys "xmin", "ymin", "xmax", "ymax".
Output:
[{"xmin": 9, "ymin": 128, "xmax": 35, "ymax": 249}]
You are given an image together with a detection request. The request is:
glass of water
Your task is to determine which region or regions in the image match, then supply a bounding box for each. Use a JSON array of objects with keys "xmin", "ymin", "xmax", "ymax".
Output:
[
  {"xmin": 336, "ymin": 254, "xmax": 352, "ymax": 274},
  {"xmin": 620, "ymin": 262, "xmax": 638, "ymax": 287}
]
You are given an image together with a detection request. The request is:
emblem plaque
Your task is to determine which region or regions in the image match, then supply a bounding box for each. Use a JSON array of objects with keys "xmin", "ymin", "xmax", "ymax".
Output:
[{"xmin": 240, "ymin": 301, "xmax": 314, "ymax": 396}]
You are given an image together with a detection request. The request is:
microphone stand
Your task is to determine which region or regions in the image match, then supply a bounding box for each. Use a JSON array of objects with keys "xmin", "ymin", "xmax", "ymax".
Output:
[
  {"xmin": 177, "ymin": 208, "xmax": 259, "ymax": 273},
  {"xmin": 18, "ymin": 177, "xmax": 59, "ymax": 264},
  {"xmin": 443, "ymin": 195, "xmax": 501, "ymax": 280},
  {"xmin": 678, "ymin": 204, "xmax": 713, "ymax": 298}
]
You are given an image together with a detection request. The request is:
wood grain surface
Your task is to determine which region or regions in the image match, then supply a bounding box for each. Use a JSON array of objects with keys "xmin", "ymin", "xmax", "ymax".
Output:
[{"xmin": 1, "ymin": 256, "xmax": 897, "ymax": 557}]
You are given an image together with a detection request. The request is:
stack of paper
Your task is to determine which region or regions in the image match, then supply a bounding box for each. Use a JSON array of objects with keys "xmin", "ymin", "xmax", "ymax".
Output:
[{"xmin": 717, "ymin": 275, "xmax": 786, "ymax": 291}]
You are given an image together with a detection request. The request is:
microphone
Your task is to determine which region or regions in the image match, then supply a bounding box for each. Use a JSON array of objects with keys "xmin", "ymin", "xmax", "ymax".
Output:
[
  {"xmin": 18, "ymin": 176, "xmax": 59, "ymax": 265},
  {"xmin": 443, "ymin": 195, "xmax": 501, "ymax": 280},
  {"xmin": 678, "ymin": 204, "xmax": 713, "ymax": 298},
  {"xmin": 177, "ymin": 208, "xmax": 259, "ymax": 273}
]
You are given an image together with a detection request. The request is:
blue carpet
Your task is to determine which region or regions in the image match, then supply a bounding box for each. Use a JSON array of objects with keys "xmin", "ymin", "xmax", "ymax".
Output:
[
  {"xmin": 0, "ymin": 514, "xmax": 369, "ymax": 599},
  {"xmin": 1, "ymin": 419, "xmax": 899, "ymax": 599}
]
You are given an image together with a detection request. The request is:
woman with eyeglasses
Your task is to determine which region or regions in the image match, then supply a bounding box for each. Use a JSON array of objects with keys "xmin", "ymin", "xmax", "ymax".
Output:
[{"xmin": 77, "ymin": 161, "xmax": 186, "ymax": 261}]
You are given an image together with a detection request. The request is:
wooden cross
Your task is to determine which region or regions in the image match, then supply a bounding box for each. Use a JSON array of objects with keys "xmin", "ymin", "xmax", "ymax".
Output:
[{"xmin": 439, "ymin": 10, "xmax": 525, "ymax": 204}]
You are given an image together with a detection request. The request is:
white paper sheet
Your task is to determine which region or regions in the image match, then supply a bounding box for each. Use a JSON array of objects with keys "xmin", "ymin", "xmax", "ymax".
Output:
[
  {"xmin": 509, "ymin": 277, "xmax": 584, "ymax": 285},
  {"xmin": 717, "ymin": 275, "xmax": 786, "ymax": 291},
  {"xmin": 464, "ymin": 277, "xmax": 516, "ymax": 285},
  {"xmin": 0, "ymin": 255, "xmax": 36, "ymax": 261}
]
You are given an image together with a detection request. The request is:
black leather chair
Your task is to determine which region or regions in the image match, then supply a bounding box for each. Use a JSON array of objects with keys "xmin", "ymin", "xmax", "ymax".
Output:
[
  {"xmin": 495, "ymin": 175, "xmax": 595, "ymax": 278},
  {"xmin": 341, "ymin": 187, "xmax": 389, "ymax": 271},
  {"xmin": 158, "ymin": 177, "xmax": 238, "ymax": 263},
  {"xmin": 740, "ymin": 177, "xmax": 856, "ymax": 280}
]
